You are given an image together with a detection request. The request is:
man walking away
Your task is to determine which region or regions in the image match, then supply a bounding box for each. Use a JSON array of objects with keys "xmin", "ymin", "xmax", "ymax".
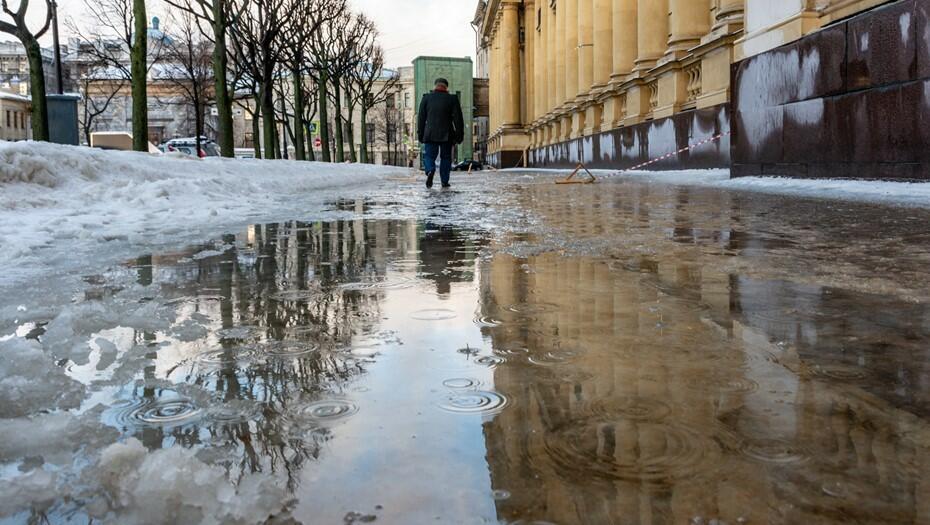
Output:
[{"xmin": 418, "ymin": 78, "xmax": 465, "ymax": 189}]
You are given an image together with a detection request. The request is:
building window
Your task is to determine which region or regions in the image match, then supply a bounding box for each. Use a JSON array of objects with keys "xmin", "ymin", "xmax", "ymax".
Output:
[
  {"xmin": 386, "ymin": 94, "xmax": 395, "ymax": 109},
  {"xmin": 366, "ymin": 123, "xmax": 375, "ymax": 143},
  {"xmin": 404, "ymin": 92, "xmax": 411, "ymax": 108},
  {"xmin": 5, "ymin": 110, "xmax": 9, "ymax": 128}
]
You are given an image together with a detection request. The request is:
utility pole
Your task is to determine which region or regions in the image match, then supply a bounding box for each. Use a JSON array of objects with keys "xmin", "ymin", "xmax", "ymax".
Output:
[
  {"xmin": 280, "ymin": 94, "xmax": 288, "ymax": 159},
  {"xmin": 50, "ymin": 0, "xmax": 64, "ymax": 94}
]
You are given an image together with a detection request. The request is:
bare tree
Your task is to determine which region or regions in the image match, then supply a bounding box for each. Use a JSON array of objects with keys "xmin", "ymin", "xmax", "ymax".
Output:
[
  {"xmin": 228, "ymin": 0, "xmax": 285, "ymax": 159},
  {"xmin": 348, "ymin": 41, "xmax": 397, "ymax": 164},
  {"xmin": 78, "ymin": 67, "xmax": 128, "ymax": 144},
  {"xmin": 0, "ymin": 0, "xmax": 53, "ymax": 140},
  {"xmin": 161, "ymin": 0, "xmax": 238, "ymax": 157},
  {"xmin": 68, "ymin": 0, "xmax": 167, "ymax": 149},
  {"xmin": 160, "ymin": 10, "xmax": 214, "ymax": 155},
  {"xmin": 277, "ymin": 0, "xmax": 344, "ymax": 161},
  {"xmin": 321, "ymin": 12, "xmax": 369, "ymax": 163}
]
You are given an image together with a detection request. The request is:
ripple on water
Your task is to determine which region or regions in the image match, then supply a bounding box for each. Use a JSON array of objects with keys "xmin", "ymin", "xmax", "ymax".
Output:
[
  {"xmin": 108, "ymin": 394, "xmax": 203, "ymax": 430},
  {"xmin": 197, "ymin": 346, "xmax": 258, "ymax": 365},
  {"xmin": 588, "ymin": 396, "xmax": 673, "ymax": 422},
  {"xmin": 739, "ymin": 438, "xmax": 810, "ymax": 465},
  {"xmin": 206, "ymin": 400, "xmax": 264, "ymax": 425},
  {"xmin": 260, "ymin": 341, "xmax": 319, "ymax": 358},
  {"xmin": 443, "ymin": 378, "xmax": 482, "ymax": 389},
  {"xmin": 504, "ymin": 302, "xmax": 559, "ymax": 315},
  {"xmin": 299, "ymin": 399, "xmax": 359, "ymax": 423},
  {"xmin": 410, "ymin": 309, "xmax": 458, "ymax": 321},
  {"xmin": 341, "ymin": 278, "xmax": 415, "ymax": 292},
  {"xmin": 473, "ymin": 315, "xmax": 504, "ymax": 328},
  {"xmin": 545, "ymin": 419, "xmax": 721, "ymax": 483},
  {"xmin": 527, "ymin": 347, "xmax": 585, "ymax": 367},
  {"xmin": 476, "ymin": 355, "xmax": 506, "ymax": 368},
  {"xmin": 808, "ymin": 364, "xmax": 867, "ymax": 381},
  {"xmin": 439, "ymin": 390, "xmax": 508, "ymax": 415}
]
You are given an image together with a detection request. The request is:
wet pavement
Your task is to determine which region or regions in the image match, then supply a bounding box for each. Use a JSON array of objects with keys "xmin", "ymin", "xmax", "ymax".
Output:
[{"xmin": 2, "ymin": 173, "xmax": 930, "ymax": 524}]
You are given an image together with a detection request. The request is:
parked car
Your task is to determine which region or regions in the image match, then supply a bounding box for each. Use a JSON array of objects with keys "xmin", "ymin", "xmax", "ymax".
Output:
[
  {"xmin": 452, "ymin": 160, "xmax": 484, "ymax": 172},
  {"xmin": 161, "ymin": 137, "xmax": 220, "ymax": 158}
]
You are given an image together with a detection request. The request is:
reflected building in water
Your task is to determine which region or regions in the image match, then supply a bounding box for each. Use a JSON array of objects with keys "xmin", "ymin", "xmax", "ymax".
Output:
[{"xmin": 475, "ymin": 185, "xmax": 930, "ymax": 524}]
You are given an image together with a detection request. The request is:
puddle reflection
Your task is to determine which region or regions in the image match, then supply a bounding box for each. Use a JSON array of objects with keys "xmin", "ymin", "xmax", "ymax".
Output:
[{"xmin": 3, "ymin": 183, "xmax": 930, "ymax": 524}]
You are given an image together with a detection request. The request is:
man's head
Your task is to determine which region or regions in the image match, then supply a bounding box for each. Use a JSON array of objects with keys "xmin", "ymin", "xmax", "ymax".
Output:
[{"xmin": 434, "ymin": 78, "xmax": 449, "ymax": 89}]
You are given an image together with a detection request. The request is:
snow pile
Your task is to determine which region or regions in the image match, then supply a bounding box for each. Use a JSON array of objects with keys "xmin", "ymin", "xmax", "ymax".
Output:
[
  {"xmin": 0, "ymin": 141, "xmax": 409, "ymax": 287},
  {"xmin": 86, "ymin": 439, "xmax": 292, "ymax": 525}
]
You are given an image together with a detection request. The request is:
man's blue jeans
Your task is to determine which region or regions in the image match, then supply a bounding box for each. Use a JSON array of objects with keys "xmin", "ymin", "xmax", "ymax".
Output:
[{"xmin": 422, "ymin": 142, "xmax": 454, "ymax": 185}]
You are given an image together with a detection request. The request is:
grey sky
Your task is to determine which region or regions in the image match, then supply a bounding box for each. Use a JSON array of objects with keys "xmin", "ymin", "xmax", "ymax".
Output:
[{"xmin": 7, "ymin": 0, "xmax": 477, "ymax": 69}]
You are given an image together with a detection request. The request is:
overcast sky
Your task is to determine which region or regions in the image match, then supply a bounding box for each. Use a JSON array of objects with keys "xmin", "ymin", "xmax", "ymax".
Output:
[{"xmin": 7, "ymin": 0, "xmax": 477, "ymax": 70}]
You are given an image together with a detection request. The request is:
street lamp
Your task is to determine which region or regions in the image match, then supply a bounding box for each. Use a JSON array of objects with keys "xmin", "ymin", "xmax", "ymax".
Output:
[{"xmin": 50, "ymin": 0, "xmax": 64, "ymax": 94}]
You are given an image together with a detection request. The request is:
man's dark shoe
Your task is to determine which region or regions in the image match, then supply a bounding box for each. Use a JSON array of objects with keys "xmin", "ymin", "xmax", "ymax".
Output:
[
  {"xmin": 426, "ymin": 171, "xmax": 435, "ymax": 189},
  {"xmin": 441, "ymin": 183, "xmax": 451, "ymax": 188}
]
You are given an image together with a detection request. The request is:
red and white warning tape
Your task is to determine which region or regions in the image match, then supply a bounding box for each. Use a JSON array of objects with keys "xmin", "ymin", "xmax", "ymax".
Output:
[{"xmin": 619, "ymin": 131, "xmax": 732, "ymax": 173}]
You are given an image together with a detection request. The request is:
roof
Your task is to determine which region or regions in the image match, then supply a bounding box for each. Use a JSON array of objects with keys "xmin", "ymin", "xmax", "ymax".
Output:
[{"xmin": 0, "ymin": 91, "xmax": 30, "ymax": 103}]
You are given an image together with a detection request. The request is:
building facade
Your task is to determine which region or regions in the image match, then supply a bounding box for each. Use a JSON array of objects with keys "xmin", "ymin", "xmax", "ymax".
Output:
[
  {"xmin": 479, "ymin": 0, "xmax": 909, "ymax": 174},
  {"xmin": 0, "ymin": 41, "xmax": 56, "ymax": 98},
  {"xmin": 413, "ymin": 56, "xmax": 475, "ymax": 164},
  {"xmin": 0, "ymin": 90, "xmax": 31, "ymax": 141}
]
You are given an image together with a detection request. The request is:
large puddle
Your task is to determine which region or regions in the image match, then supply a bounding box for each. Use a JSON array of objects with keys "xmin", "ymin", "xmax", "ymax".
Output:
[{"xmin": 2, "ymin": 176, "xmax": 930, "ymax": 524}]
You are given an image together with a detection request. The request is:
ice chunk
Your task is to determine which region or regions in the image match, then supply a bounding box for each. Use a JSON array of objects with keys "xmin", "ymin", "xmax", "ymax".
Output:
[
  {"xmin": 89, "ymin": 439, "xmax": 292, "ymax": 525},
  {"xmin": 0, "ymin": 338, "xmax": 85, "ymax": 418}
]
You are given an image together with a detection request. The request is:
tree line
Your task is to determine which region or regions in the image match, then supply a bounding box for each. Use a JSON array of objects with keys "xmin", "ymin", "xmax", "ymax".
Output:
[{"xmin": 0, "ymin": 0, "xmax": 399, "ymax": 162}]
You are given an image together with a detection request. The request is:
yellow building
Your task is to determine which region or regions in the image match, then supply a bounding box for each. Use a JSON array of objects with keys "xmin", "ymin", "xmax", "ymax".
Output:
[
  {"xmin": 0, "ymin": 90, "xmax": 31, "ymax": 141},
  {"xmin": 479, "ymin": 0, "xmax": 901, "ymax": 170}
]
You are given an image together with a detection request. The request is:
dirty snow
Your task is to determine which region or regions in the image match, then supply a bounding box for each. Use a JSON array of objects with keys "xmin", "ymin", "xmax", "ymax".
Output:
[
  {"xmin": 506, "ymin": 167, "xmax": 930, "ymax": 207},
  {"xmin": 0, "ymin": 140, "xmax": 409, "ymax": 288}
]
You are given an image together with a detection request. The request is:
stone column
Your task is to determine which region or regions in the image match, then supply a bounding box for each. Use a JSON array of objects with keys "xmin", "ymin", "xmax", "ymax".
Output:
[
  {"xmin": 555, "ymin": 2, "xmax": 566, "ymax": 113},
  {"xmin": 488, "ymin": 36, "xmax": 496, "ymax": 134},
  {"xmin": 593, "ymin": 0, "xmax": 613, "ymax": 90},
  {"xmin": 634, "ymin": 0, "xmax": 668, "ymax": 72},
  {"xmin": 578, "ymin": 0, "xmax": 594, "ymax": 97},
  {"xmin": 525, "ymin": 1, "xmax": 536, "ymax": 128},
  {"xmin": 564, "ymin": 0, "xmax": 579, "ymax": 106},
  {"xmin": 588, "ymin": 0, "xmax": 612, "ymax": 135},
  {"xmin": 713, "ymin": 0, "xmax": 744, "ymax": 33},
  {"xmin": 574, "ymin": 0, "xmax": 594, "ymax": 137},
  {"xmin": 604, "ymin": 0, "xmax": 636, "ymax": 129},
  {"xmin": 501, "ymin": 2, "xmax": 522, "ymax": 127},
  {"xmin": 532, "ymin": 2, "xmax": 543, "ymax": 126},
  {"xmin": 545, "ymin": 3, "xmax": 556, "ymax": 144},
  {"xmin": 611, "ymin": 0, "xmax": 637, "ymax": 83},
  {"xmin": 667, "ymin": 0, "xmax": 711, "ymax": 58}
]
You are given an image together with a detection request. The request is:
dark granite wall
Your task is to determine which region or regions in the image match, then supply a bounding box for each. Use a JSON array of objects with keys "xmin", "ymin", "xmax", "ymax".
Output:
[
  {"xmin": 523, "ymin": 104, "xmax": 731, "ymax": 171},
  {"xmin": 732, "ymin": 0, "xmax": 930, "ymax": 180}
]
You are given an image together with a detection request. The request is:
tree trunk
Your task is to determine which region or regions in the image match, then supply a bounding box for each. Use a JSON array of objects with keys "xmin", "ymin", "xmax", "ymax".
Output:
[
  {"xmin": 131, "ymin": 0, "xmax": 148, "ymax": 151},
  {"xmin": 332, "ymin": 78, "xmax": 344, "ymax": 163},
  {"xmin": 359, "ymin": 105, "xmax": 368, "ymax": 164},
  {"xmin": 291, "ymin": 70, "xmax": 305, "ymax": 161},
  {"xmin": 24, "ymin": 38, "xmax": 49, "ymax": 141},
  {"xmin": 194, "ymin": 88, "xmax": 204, "ymax": 156},
  {"xmin": 251, "ymin": 97, "xmax": 262, "ymax": 159},
  {"xmin": 213, "ymin": 0, "xmax": 234, "ymax": 157},
  {"xmin": 317, "ymin": 71, "xmax": 331, "ymax": 162},
  {"xmin": 260, "ymin": 81, "xmax": 276, "ymax": 159},
  {"xmin": 347, "ymin": 118, "xmax": 356, "ymax": 162}
]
